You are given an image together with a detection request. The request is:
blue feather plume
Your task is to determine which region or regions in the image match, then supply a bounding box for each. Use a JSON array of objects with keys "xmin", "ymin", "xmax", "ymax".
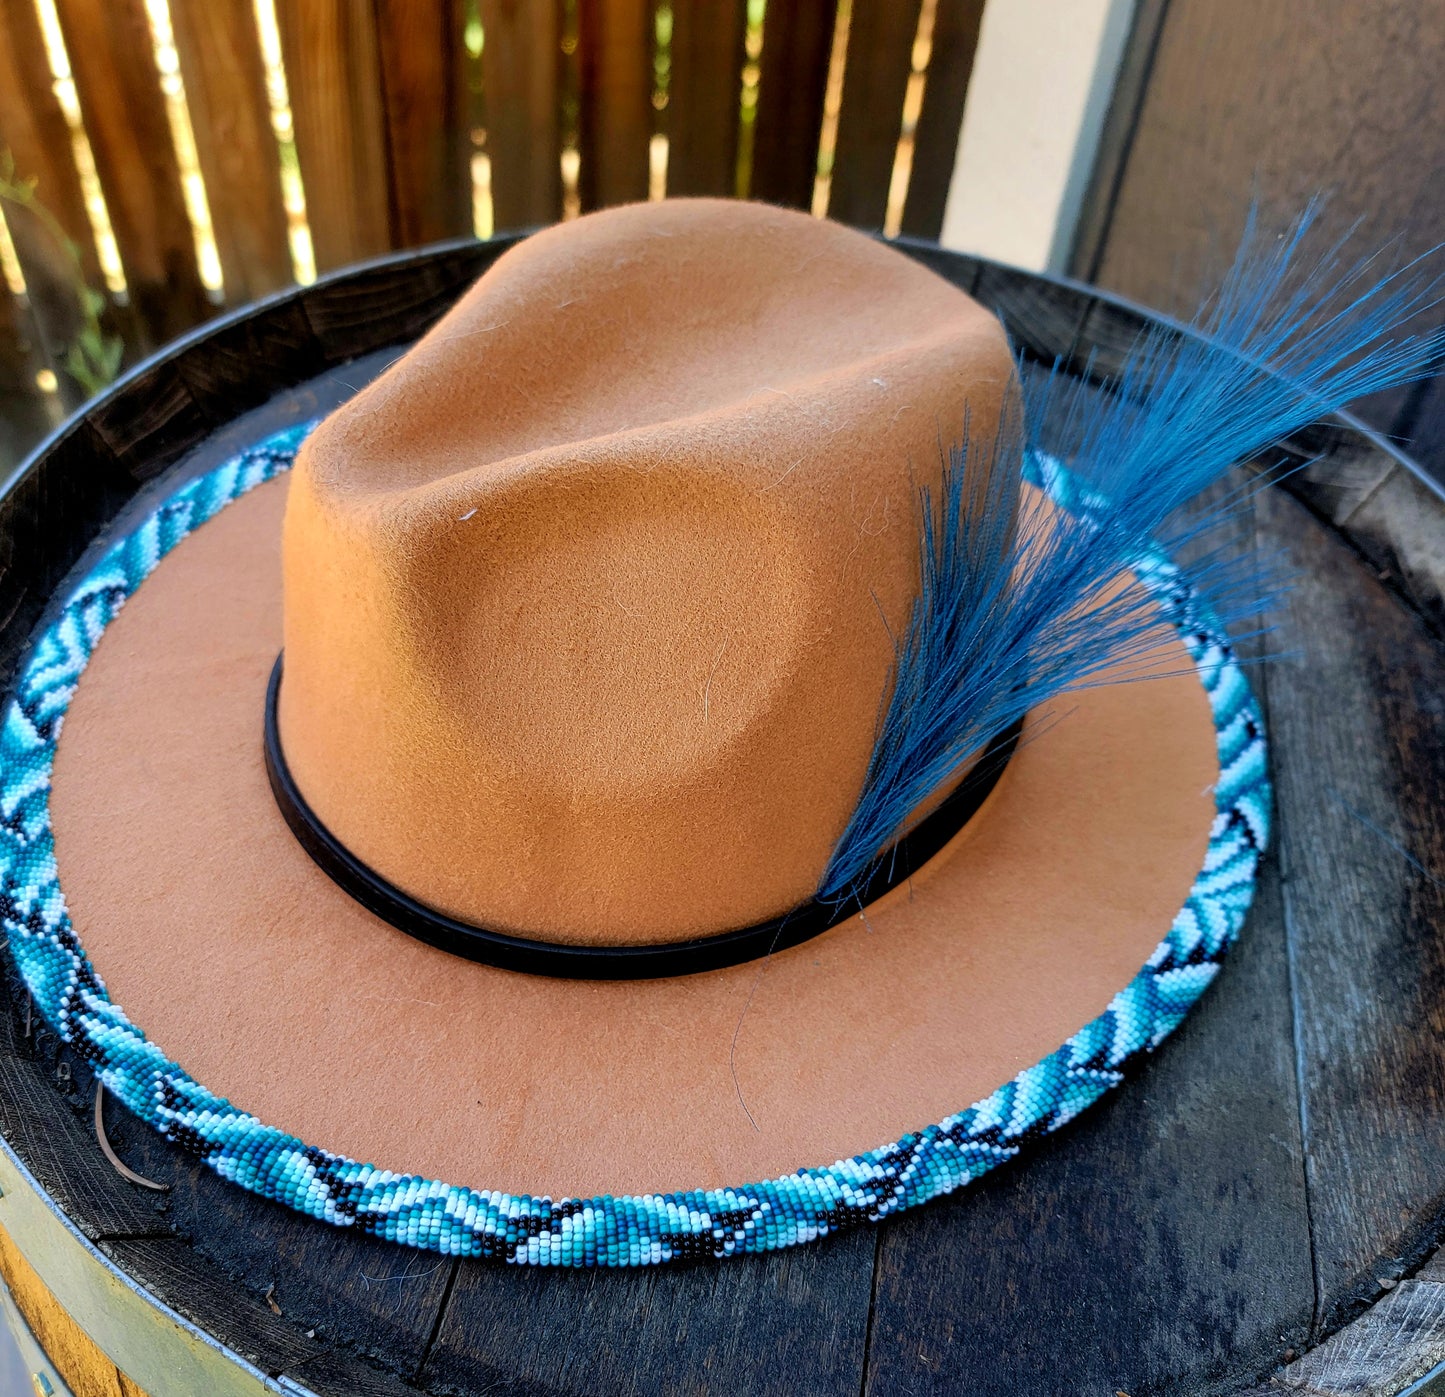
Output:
[{"xmin": 819, "ymin": 205, "xmax": 1445, "ymax": 902}]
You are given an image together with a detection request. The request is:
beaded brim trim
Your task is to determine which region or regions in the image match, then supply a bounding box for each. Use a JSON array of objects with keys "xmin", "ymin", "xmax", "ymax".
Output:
[{"xmin": 0, "ymin": 425, "xmax": 1269, "ymax": 1266}]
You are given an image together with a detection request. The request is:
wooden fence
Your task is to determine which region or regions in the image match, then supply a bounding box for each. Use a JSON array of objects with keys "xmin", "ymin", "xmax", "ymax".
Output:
[{"xmin": 0, "ymin": 0, "xmax": 986, "ymax": 444}]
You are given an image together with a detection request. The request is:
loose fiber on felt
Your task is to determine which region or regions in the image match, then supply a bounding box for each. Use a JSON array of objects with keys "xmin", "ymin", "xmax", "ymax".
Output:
[{"xmin": 821, "ymin": 207, "xmax": 1445, "ymax": 900}]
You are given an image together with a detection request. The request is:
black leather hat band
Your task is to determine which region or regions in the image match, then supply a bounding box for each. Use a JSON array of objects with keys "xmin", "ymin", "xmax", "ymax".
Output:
[{"xmin": 262, "ymin": 654, "xmax": 1022, "ymax": 980}]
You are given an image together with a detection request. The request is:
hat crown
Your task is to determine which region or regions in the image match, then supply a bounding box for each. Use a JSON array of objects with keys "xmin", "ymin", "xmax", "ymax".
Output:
[{"xmin": 278, "ymin": 199, "xmax": 1014, "ymax": 945}]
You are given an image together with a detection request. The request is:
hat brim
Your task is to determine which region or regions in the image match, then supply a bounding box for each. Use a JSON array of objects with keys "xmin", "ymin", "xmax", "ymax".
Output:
[{"xmin": 4, "ymin": 424, "xmax": 1268, "ymax": 1264}]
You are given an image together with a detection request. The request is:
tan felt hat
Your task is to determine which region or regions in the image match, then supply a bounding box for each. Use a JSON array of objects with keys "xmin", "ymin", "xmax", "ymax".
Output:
[{"xmin": 3, "ymin": 198, "xmax": 1282, "ymax": 1267}]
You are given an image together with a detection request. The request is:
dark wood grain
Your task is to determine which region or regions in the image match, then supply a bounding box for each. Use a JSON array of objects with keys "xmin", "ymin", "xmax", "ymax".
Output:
[
  {"xmin": 279, "ymin": 1347, "xmax": 420, "ymax": 1397},
  {"xmin": 422, "ymin": 1232, "xmax": 875, "ymax": 1395},
  {"xmin": 51, "ymin": 0, "xmax": 212, "ymax": 347},
  {"xmin": 168, "ymin": 0, "xmax": 294, "ymax": 304},
  {"xmin": 108, "ymin": 1104, "xmax": 455, "ymax": 1380},
  {"xmin": 895, "ymin": 236, "xmax": 981, "ymax": 295},
  {"xmin": 81, "ymin": 363, "xmax": 213, "ymax": 483},
  {"xmin": 666, "ymin": 0, "xmax": 748, "ymax": 199},
  {"xmin": 577, "ymin": 0, "xmax": 653, "ymax": 210},
  {"xmin": 375, "ymin": 0, "xmax": 472, "ymax": 248},
  {"xmin": 826, "ymin": 0, "xmax": 920, "ymax": 229},
  {"xmin": 899, "ymin": 0, "xmax": 984, "ymax": 240},
  {"xmin": 749, "ymin": 0, "xmax": 836, "ymax": 209},
  {"xmin": 1072, "ymin": 293, "xmax": 1159, "ymax": 381},
  {"xmin": 0, "ymin": 417, "xmax": 132, "ymax": 687},
  {"xmin": 275, "ymin": 0, "xmax": 393, "ymax": 271},
  {"xmin": 1260, "ymin": 483, "xmax": 1445, "ymax": 1334},
  {"xmin": 1265, "ymin": 420, "xmax": 1400, "ymax": 533},
  {"xmin": 0, "ymin": 971, "xmax": 168, "ymax": 1244},
  {"xmin": 479, "ymin": 0, "xmax": 563, "ymax": 230},
  {"xmin": 296, "ymin": 237, "xmax": 502, "ymax": 365},
  {"xmin": 1263, "ymin": 1273, "xmax": 1445, "ymax": 1395},
  {"xmin": 171, "ymin": 296, "xmax": 322, "ymax": 425}
]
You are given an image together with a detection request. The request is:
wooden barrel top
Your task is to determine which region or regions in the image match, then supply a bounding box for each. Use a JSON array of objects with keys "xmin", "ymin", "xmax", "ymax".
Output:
[{"xmin": 1, "ymin": 235, "xmax": 1444, "ymax": 1397}]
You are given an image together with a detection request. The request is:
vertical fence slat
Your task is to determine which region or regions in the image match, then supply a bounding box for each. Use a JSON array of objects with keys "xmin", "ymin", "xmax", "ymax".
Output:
[
  {"xmin": 750, "ymin": 0, "xmax": 836, "ymax": 209},
  {"xmin": 479, "ymin": 0, "xmax": 562, "ymax": 229},
  {"xmin": 900, "ymin": 0, "xmax": 984, "ymax": 239},
  {"xmin": 168, "ymin": 0, "xmax": 293, "ymax": 303},
  {"xmin": 276, "ymin": 0, "xmax": 393, "ymax": 272},
  {"xmin": 0, "ymin": 0, "xmax": 97, "ymax": 280},
  {"xmin": 0, "ymin": 0, "xmax": 102, "ymax": 400},
  {"xmin": 666, "ymin": 0, "xmax": 747, "ymax": 198},
  {"xmin": 577, "ymin": 0, "xmax": 652, "ymax": 210},
  {"xmin": 374, "ymin": 0, "xmax": 472, "ymax": 247},
  {"xmin": 827, "ymin": 0, "xmax": 922, "ymax": 230},
  {"xmin": 52, "ymin": 0, "xmax": 211, "ymax": 346}
]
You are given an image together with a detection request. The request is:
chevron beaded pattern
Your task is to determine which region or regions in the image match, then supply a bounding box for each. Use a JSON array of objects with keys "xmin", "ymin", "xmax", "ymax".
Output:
[{"xmin": 0, "ymin": 426, "xmax": 1269, "ymax": 1266}]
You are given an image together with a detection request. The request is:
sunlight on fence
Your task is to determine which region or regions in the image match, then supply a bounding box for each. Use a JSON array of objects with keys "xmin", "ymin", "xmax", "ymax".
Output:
[
  {"xmin": 144, "ymin": 0, "xmax": 222, "ymax": 296},
  {"xmin": 884, "ymin": 0, "xmax": 941, "ymax": 238},
  {"xmin": 31, "ymin": 0, "xmax": 127, "ymax": 300},
  {"xmin": 472, "ymin": 152, "xmax": 495, "ymax": 240},
  {"xmin": 812, "ymin": 0, "xmax": 853, "ymax": 217},
  {"xmin": 252, "ymin": 0, "xmax": 316, "ymax": 286},
  {"xmin": 560, "ymin": 0, "xmax": 582, "ymax": 219},
  {"xmin": 0, "ymin": 0, "xmax": 974, "ymax": 416}
]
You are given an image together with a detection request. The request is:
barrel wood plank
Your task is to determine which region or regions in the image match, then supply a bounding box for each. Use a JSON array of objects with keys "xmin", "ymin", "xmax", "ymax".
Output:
[
  {"xmin": 421, "ymin": 1232, "xmax": 875, "ymax": 1394},
  {"xmin": 863, "ymin": 795, "xmax": 1314, "ymax": 1394},
  {"xmin": 1260, "ymin": 483, "xmax": 1445, "ymax": 1332},
  {"xmin": 1402, "ymin": 374, "xmax": 1445, "ymax": 489},
  {"xmin": 108, "ymin": 1107, "xmax": 456, "ymax": 1382},
  {"xmin": 1239, "ymin": 1253, "xmax": 1445, "ymax": 1396},
  {"xmin": 0, "ymin": 971, "xmax": 168, "ymax": 1245},
  {"xmin": 50, "ymin": 0, "xmax": 211, "ymax": 347}
]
